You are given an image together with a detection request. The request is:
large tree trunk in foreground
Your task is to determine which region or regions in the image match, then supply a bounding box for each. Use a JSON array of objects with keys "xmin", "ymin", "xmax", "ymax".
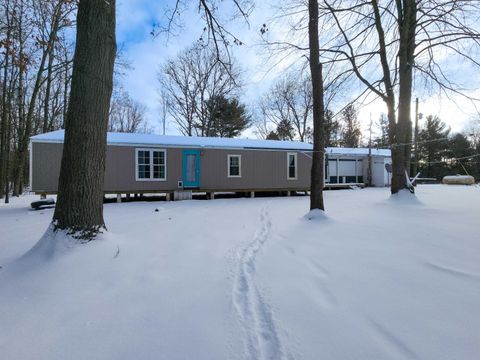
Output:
[
  {"xmin": 390, "ymin": 0, "xmax": 416, "ymax": 194},
  {"xmin": 370, "ymin": 0, "xmax": 416, "ymax": 194},
  {"xmin": 308, "ymin": 0, "xmax": 326, "ymax": 211},
  {"xmin": 53, "ymin": 0, "xmax": 116, "ymax": 239}
]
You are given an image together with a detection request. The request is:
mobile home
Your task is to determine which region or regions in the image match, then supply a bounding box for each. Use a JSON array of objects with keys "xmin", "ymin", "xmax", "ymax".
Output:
[
  {"xmin": 30, "ymin": 131, "xmax": 392, "ymax": 199},
  {"xmin": 30, "ymin": 131, "xmax": 313, "ymax": 199},
  {"xmin": 325, "ymin": 147, "xmax": 392, "ymax": 187}
]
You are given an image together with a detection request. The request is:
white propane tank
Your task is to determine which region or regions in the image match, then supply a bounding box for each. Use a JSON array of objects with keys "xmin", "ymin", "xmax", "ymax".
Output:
[{"xmin": 442, "ymin": 175, "xmax": 475, "ymax": 185}]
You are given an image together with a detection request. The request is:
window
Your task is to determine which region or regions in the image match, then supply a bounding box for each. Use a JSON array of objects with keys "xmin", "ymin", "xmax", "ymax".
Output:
[
  {"xmin": 228, "ymin": 155, "xmax": 241, "ymax": 178},
  {"xmin": 287, "ymin": 153, "xmax": 297, "ymax": 180},
  {"xmin": 346, "ymin": 176, "xmax": 356, "ymax": 183},
  {"xmin": 136, "ymin": 149, "xmax": 166, "ymax": 181}
]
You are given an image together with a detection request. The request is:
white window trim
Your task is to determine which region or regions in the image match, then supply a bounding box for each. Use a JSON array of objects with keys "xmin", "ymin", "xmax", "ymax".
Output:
[
  {"xmin": 135, "ymin": 148, "xmax": 167, "ymax": 181},
  {"xmin": 287, "ymin": 152, "xmax": 298, "ymax": 180},
  {"xmin": 227, "ymin": 154, "xmax": 242, "ymax": 178},
  {"xmin": 29, "ymin": 142, "xmax": 33, "ymax": 189}
]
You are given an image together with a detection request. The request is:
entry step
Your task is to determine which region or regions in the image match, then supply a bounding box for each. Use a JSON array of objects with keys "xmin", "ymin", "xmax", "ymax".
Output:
[{"xmin": 174, "ymin": 190, "xmax": 193, "ymax": 201}]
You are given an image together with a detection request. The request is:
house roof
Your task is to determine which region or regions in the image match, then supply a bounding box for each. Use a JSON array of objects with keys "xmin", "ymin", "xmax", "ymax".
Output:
[
  {"xmin": 31, "ymin": 130, "xmax": 391, "ymax": 156},
  {"xmin": 326, "ymin": 147, "xmax": 391, "ymax": 157},
  {"xmin": 31, "ymin": 130, "xmax": 313, "ymax": 151}
]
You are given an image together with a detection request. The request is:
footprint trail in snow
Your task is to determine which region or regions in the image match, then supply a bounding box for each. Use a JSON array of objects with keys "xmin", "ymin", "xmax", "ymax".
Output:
[{"xmin": 232, "ymin": 205, "xmax": 289, "ymax": 360}]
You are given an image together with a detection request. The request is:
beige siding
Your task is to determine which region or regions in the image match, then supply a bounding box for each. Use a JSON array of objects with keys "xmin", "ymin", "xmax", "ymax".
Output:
[
  {"xmin": 31, "ymin": 142, "xmax": 62, "ymax": 192},
  {"xmin": 31, "ymin": 142, "xmax": 311, "ymax": 192},
  {"xmin": 104, "ymin": 147, "xmax": 183, "ymax": 191},
  {"xmin": 200, "ymin": 148, "xmax": 310, "ymax": 190}
]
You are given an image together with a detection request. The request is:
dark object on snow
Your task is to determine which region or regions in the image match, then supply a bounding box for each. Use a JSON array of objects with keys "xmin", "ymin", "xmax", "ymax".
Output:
[
  {"xmin": 155, "ymin": 208, "xmax": 159, "ymax": 212},
  {"xmin": 31, "ymin": 198, "xmax": 55, "ymax": 210}
]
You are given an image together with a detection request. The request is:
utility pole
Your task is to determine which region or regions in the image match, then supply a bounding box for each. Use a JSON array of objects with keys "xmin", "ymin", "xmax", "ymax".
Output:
[
  {"xmin": 413, "ymin": 97, "xmax": 419, "ymax": 176},
  {"xmin": 367, "ymin": 113, "xmax": 372, "ymax": 187},
  {"xmin": 160, "ymin": 92, "xmax": 167, "ymax": 135}
]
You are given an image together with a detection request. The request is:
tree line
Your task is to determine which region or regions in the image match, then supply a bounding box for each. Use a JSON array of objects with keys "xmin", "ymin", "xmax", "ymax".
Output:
[
  {"xmin": 415, "ymin": 116, "xmax": 480, "ymax": 181},
  {"xmin": 0, "ymin": 0, "xmax": 149, "ymax": 201},
  {"xmin": 0, "ymin": 0, "xmax": 75, "ymax": 200}
]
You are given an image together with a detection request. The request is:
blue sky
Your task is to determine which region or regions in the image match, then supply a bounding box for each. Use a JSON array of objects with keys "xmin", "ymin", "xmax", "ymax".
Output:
[
  {"xmin": 116, "ymin": 0, "xmax": 480, "ymax": 138},
  {"xmin": 116, "ymin": 0, "xmax": 278, "ymax": 136}
]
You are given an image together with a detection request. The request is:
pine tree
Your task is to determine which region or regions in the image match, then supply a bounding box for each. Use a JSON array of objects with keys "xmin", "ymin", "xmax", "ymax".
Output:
[
  {"xmin": 324, "ymin": 109, "xmax": 341, "ymax": 147},
  {"xmin": 340, "ymin": 104, "xmax": 361, "ymax": 147},
  {"xmin": 276, "ymin": 119, "xmax": 295, "ymax": 140},
  {"xmin": 448, "ymin": 133, "xmax": 475, "ymax": 176},
  {"xmin": 204, "ymin": 95, "xmax": 250, "ymax": 138},
  {"xmin": 417, "ymin": 115, "xmax": 450, "ymax": 178},
  {"xmin": 266, "ymin": 131, "xmax": 280, "ymax": 140}
]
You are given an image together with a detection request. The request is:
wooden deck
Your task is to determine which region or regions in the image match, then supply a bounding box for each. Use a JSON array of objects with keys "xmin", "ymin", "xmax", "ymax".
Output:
[{"xmin": 324, "ymin": 183, "xmax": 365, "ymax": 189}]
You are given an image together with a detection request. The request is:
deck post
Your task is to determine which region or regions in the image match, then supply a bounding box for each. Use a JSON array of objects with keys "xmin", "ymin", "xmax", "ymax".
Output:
[
  {"xmin": 116, "ymin": 194, "xmax": 122, "ymax": 203},
  {"xmin": 126, "ymin": 193, "xmax": 131, "ymax": 201},
  {"xmin": 287, "ymin": 191, "xmax": 291, "ymax": 197},
  {"xmin": 250, "ymin": 191, "xmax": 255, "ymax": 198},
  {"xmin": 209, "ymin": 192, "xmax": 215, "ymax": 200},
  {"xmin": 166, "ymin": 192, "xmax": 171, "ymax": 201},
  {"xmin": 40, "ymin": 193, "xmax": 47, "ymax": 199}
]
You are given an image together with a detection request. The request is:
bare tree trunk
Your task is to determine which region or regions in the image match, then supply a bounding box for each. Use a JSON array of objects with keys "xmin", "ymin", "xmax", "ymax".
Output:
[
  {"xmin": 62, "ymin": 58, "xmax": 70, "ymax": 128},
  {"xmin": 42, "ymin": 48, "xmax": 55, "ymax": 133},
  {"xmin": 13, "ymin": 4, "xmax": 26, "ymax": 197},
  {"xmin": 0, "ymin": 4, "xmax": 11, "ymax": 199},
  {"xmin": 391, "ymin": 0, "xmax": 416, "ymax": 193},
  {"xmin": 4, "ymin": 106, "xmax": 12, "ymax": 203},
  {"xmin": 308, "ymin": 0, "xmax": 326, "ymax": 211},
  {"xmin": 53, "ymin": 0, "xmax": 116, "ymax": 239}
]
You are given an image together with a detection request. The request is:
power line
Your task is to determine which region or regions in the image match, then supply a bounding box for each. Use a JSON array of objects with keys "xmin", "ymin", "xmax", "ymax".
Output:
[
  {"xmin": 390, "ymin": 137, "xmax": 450, "ymax": 148},
  {"xmin": 411, "ymin": 153, "xmax": 480, "ymax": 165}
]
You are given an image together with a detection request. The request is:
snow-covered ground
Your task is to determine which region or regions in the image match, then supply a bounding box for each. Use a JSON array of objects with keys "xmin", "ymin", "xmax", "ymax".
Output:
[{"xmin": 1, "ymin": 185, "xmax": 479, "ymax": 360}]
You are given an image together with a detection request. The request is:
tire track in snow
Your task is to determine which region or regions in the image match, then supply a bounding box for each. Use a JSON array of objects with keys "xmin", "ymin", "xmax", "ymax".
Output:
[
  {"xmin": 232, "ymin": 205, "xmax": 287, "ymax": 360},
  {"xmin": 369, "ymin": 319, "xmax": 421, "ymax": 360},
  {"xmin": 424, "ymin": 261, "xmax": 480, "ymax": 281},
  {"xmin": 307, "ymin": 261, "xmax": 337, "ymax": 309}
]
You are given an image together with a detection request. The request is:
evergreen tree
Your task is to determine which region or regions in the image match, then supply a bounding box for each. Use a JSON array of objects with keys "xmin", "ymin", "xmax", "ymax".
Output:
[
  {"xmin": 417, "ymin": 115, "xmax": 450, "ymax": 178},
  {"xmin": 266, "ymin": 131, "xmax": 280, "ymax": 140},
  {"xmin": 448, "ymin": 133, "xmax": 475, "ymax": 176},
  {"xmin": 276, "ymin": 119, "xmax": 295, "ymax": 140},
  {"xmin": 373, "ymin": 113, "xmax": 389, "ymax": 148},
  {"xmin": 204, "ymin": 95, "xmax": 250, "ymax": 138},
  {"xmin": 324, "ymin": 109, "xmax": 341, "ymax": 147},
  {"xmin": 340, "ymin": 104, "xmax": 361, "ymax": 147}
]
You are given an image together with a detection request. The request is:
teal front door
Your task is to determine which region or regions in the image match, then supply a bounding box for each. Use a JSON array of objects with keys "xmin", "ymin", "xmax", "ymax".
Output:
[{"xmin": 182, "ymin": 150, "xmax": 200, "ymax": 188}]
